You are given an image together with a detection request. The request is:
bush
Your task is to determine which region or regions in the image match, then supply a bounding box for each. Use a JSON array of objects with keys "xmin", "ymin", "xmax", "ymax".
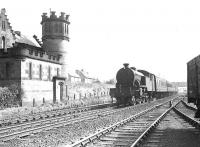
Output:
[{"xmin": 0, "ymin": 84, "xmax": 22, "ymax": 109}]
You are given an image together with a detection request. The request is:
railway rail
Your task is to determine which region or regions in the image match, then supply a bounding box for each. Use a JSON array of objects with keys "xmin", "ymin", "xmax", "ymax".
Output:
[
  {"xmin": 71, "ymin": 97, "xmax": 197, "ymax": 147},
  {"xmin": 0, "ymin": 102, "xmax": 113, "ymax": 126},
  {"xmin": 71, "ymin": 98, "xmax": 179, "ymax": 147},
  {"xmin": 0, "ymin": 96, "xmax": 179, "ymax": 143},
  {"xmin": 140, "ymin": 100, "xmax": 200, "ymax": 147}
]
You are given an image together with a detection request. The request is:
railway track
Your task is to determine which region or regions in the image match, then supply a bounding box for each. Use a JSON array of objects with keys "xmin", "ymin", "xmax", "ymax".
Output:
[
  {"xmin": 0, "ymin": 102, "xmax": 113, "ymax": 126},
  {"xmin": 71, "ymin": 97, "xmax": 191, "ymax": 147},
  {"xmin": 0, "ymin": 104, "xmax": 122, "ymax": 141},
  {"xmin": 0, "ymin": 96, "xmax": 179, "ymax": 143},
  {"xmin": 140, "ymin": 101, "xmax": 200, "ymax": 147}
]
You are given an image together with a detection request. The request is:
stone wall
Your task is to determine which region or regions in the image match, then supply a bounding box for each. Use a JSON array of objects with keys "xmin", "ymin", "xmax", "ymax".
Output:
[
  {"xmin": 21, "ymin": 58, "xmax": 61, "ymax": 80},
  {"xmin": 21, "ymin": 80, "xmax": 53, "ymax": 106},
  {"xmin": 21, "ymin": 58, "xmax": 62, "ymax": 106}
]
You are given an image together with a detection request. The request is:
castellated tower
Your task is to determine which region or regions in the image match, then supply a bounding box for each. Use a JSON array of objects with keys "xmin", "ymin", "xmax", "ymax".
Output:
[{"xmin": 41, "ymin": 11, "xmax": 70, "ymax": 78}]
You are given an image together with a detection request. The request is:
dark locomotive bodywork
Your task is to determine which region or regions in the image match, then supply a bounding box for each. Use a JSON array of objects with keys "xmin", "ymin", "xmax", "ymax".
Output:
[
  {"xmin": 110, "ymin": 64, "xmax": 177, "ymax": 106},
  {"xmin": 187, "ymin": 55, "xmax": 200, "ymax": 117},
  {"xmin": 114, "ymin": 64, "xmax": 144, "ymax": 105}
]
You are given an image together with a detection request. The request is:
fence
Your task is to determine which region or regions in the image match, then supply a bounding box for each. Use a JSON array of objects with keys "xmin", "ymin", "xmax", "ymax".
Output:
[{"xmin": 32, "ymin": 89, "xmax": 111, "ymax": 107}]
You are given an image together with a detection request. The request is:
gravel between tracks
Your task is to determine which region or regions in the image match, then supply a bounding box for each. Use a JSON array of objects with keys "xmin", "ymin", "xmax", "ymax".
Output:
[
  {"xmin": 142, "ymin": 110, "xmax": 200, "ymax": 147},
  {"xmin": 3, "ymin": 97, "xmax": 177, "ymax": 147}
]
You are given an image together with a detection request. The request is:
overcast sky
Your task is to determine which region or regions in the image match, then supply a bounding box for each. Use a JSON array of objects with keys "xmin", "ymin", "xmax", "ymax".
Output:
[{"xmin": 2, "ymin": 0, "xmax": 200, "ymax": 82}]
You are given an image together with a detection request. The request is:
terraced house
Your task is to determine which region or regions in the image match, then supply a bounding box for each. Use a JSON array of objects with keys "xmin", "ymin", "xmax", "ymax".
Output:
[{"xmin": 0, "ymin": 8, "xmax": 70, "ymax": 106}]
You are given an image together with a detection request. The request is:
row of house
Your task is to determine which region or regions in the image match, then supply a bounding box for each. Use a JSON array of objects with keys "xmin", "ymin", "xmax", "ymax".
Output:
[{"xmin": 68, "ymin": 69, "xmax": 97, "ymax": 83}]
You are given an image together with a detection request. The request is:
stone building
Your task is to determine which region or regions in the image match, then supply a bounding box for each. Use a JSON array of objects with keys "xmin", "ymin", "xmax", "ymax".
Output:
[
  {"xmin": 75, "ymin": 69, "xmax": 97, "ymax": 83},
  {"xmin": 68, "ymin": 69, "xmax": 97, "ymax": 84},
  {"xmin": 0, "ymin": 8, "xmax": 70, "ymax": 106}
]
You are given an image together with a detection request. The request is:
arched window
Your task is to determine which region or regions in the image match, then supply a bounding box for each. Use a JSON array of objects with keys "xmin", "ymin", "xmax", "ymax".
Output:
[{"xmin": 1, "ymin": 36, "xmax": 5, "ymax": 49}]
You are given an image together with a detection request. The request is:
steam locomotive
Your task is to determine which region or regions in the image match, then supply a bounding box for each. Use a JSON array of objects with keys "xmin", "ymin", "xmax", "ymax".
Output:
[{"xmin": 110, "ymin": 63, "xmax": 177, "ymax": 106}]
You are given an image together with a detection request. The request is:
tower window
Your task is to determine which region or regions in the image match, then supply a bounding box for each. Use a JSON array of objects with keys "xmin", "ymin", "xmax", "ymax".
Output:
[
  {"xmin": 65, "ymin": 24, "xmax": 67, "ymax": 34},
  {"xmin": 1, "ymin": 36, "xmax": 5, "ymax": 49},
  {"xmin": 59, "ymin": 23, "xmax": 62, "ymax": 33},
  {"xmin": 55, "ymin": 23, "xmax": 58, "ymax": 33},
  {"xmin": 45, "ymin": 23, "xmax": 48, "ymax": 33},
  {"xmin": 29, "ymin": 62, "xmax": 32, "ymax": 79},
  {"xmin": 49, "ymin": 24, "xmax": 52, "ymax": 33},
  {"xmin": 67, "ymin": 25, "xmax": 69, "ymax": 34},
  {"xmin": 39, "ymin": 64, "xmax": 42, "ymax": 80}
]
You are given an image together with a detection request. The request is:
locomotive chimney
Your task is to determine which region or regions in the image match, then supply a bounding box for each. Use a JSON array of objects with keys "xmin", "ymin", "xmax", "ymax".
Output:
[{"xmin": 123, "ymin": 63, "xmax": 129, "ymax": 68}]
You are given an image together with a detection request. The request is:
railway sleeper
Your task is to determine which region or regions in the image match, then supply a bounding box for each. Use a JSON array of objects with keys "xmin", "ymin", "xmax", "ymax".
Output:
[{"xmin": 96, "ymin": 140, "xmax": 131, "ymax": 146}]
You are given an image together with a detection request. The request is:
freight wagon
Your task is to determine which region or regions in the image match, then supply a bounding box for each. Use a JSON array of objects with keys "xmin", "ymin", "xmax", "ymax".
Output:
[{"xmin": 187, "ymin": 55, "xmax": 200, "ymax": 117}]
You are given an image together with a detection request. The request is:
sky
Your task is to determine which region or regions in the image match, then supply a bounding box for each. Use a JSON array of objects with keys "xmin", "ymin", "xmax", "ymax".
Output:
[{"xmin": 2, "ymin": 0, "xmax": 200, "ymax": 82}]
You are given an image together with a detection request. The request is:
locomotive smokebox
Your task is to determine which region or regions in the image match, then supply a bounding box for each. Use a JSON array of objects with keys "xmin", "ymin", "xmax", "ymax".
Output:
[{"xmin": 116, "ymin": 63, "xmax": 134, "ymax": 85}]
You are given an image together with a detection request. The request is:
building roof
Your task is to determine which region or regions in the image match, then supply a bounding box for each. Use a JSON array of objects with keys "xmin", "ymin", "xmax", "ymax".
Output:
[
  {"xmin": 68, "ymin": 71, "xmax": 80, "ymax": 78},
  {"xmin": 76, "ymin": 69, "xmax": 95, "ymax": 80},
  {"xmin": 14, "ymin": 32, "xmax": 41, "ymax": 47}
]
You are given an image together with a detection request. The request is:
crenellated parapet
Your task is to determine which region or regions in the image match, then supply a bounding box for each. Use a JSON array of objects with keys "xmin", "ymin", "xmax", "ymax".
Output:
[
  {"xmin": 0, "ymin": 42, "xmax": 62, "ymax": 64},
  {"xmin": 41, "ymin": 11, "xmax": 70, "ymax": 25},
  {"xmin": 41, "ymin": 11, "xmax": 70, "ymax": 42}
]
